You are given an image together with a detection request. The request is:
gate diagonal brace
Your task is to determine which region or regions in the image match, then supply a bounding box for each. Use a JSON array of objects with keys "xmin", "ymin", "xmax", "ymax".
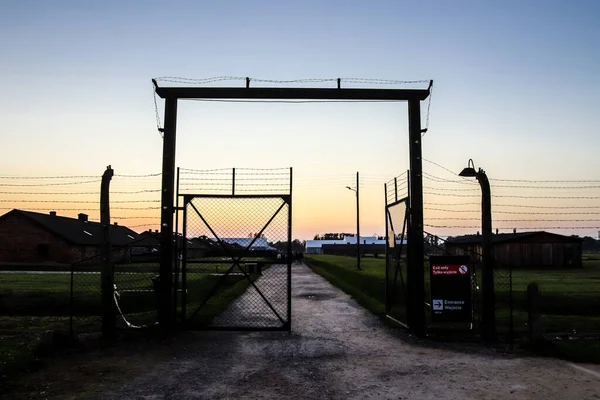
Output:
[
  {"xmin": 386, "ymin": 208, "xmax": 402, "ymax": 312},
  {"xmin": 392, "ymin": 206, "xmax": 409, "ymax": 307},
  {"xmin": 385, "ymin": 202, "xmax": 408, "ymax": 314},
  {"xmin": 386, "ymin": 208, "xmax": 396, "ymax": 313},
  {"xmin": 187, "ymin": 199, "xmax": 287, "ymax": 325}
]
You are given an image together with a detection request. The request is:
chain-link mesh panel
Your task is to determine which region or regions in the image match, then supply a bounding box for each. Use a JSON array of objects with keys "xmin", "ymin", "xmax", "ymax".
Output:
[
  {"xmin": 69, "ymin": 245, "xmax": 161, "ymax": 337},
  {"xmin": 70, "ymin": 267, "xmax": 102, "ymax": 335},
  {"xmin": 181, "ymin": 196, "xmax": 290, "ymax": 330},
  {"xmin": 493, "ymin": 263, "xmax": 512, "ymax": 343},
  {"xmin": 0, "ymin": 268, "xmax": 75, "ymax": 350},
  {"xmin": 385, "ymin": 199, "xmax": 409, "ymax": 325},
  {"xmin": 113, "ymin": 263, "xmax": 159, "ymax": 329}
]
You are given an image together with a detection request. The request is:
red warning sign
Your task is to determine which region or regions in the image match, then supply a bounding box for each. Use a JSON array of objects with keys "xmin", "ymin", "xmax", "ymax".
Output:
[{"xmin": 431, "ymin": 264, "xmax": 469, "ymax": 276}]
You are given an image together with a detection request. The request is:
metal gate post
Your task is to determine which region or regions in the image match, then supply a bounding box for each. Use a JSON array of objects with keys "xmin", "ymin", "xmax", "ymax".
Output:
[
  {"xmin": 287, "ymin": 167, "xmax": 293, "ymax": 331},
  {"xmin": 181, "ymin": 197, "xmax": 188, "ymax": 321},
  {"xmin": 173, "ymin": 167, "xmax": 181, "ymax": 320},
  {"xmin": 407, "ymin": 99, "xmax": 426, "ymax": 336},
  {"xmin": 384, "ymin": 183, "xmax": 389, "ymax": 313},
  {"xmin": 159, "ymin": 96, "xmax": 178, "ymax": 329}
]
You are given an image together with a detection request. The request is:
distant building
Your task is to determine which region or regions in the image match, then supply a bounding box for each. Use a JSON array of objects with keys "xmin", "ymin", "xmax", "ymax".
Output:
[
  {"xmin": 129, "ymin": 229, "xmax": 161, "ymax": 262},
  {"xmin": 132, "ymin": 230, "xmax": 215, "ymax": 261},
  {"xmin": 305, "ymin": 235, "xmax": 406, "ymax": 255},
  {"xmin": 444, "ymin": 231, "xmax": 582, "ymax": 268},
  {"xmin": 0, "ymin": 209, "xmax": 141, "ymax": 264},
  {"xmin": 219, "ymin": 237, "xmax": 277, "ymax": 251}
]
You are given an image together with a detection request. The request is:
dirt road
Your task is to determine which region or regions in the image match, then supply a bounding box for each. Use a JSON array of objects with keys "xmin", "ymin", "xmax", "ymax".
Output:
[{"xmin": 7, "ymin": 264, "xmax": 600, "ymax": 399}]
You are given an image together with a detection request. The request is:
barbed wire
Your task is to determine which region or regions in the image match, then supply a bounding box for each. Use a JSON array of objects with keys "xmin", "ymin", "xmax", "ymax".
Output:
[
  {"xmin": 130, "ymin": 223, "xmax": 160, "ymax": 228},
  {"xmin": 154, "ymin": 76, "xmax": 430, "ymax": 86},
  {"xmin": 424, "ymin": 191, "xmax": 600, "ymax": 199},
  {"xmin": 187, "ymin": 99, "xmax": 406, "ymax": 104},
  {"xmin": 422, "ymin": 158, "xmax": 463, "ymax": 177},
  {"xmin": 425, "ymin": 207, "xmax": 600, "ymax": 215},
  {"xmin": 0, "ymin": 179, "xmax": 101, "ymax": 187},
  {"xmin": 178, "ymin": 177, "xmax": 291, "ymax": 182},
  {"xmin": 179, "ymin": 167, "xmax": 290, "ymax": 174},
  {"xmin": 428, "ymin": 217, "xmax": 599, "ymax": 222},
  {"xmin": 44, "ymin": 215, "xmax": 159, "ymax": 220},
  {"xmin": 425, "ymin": 174, "xmax": 600, "ymax": 189},
  {"xmin": 179, "ymin": 182, "xmax": 237, "ymax": 187},
  {"xmin": 0, "ymin": 199, "xmax": 160, "ymax": 203},
  {"xmin": 490, "ymin": 177, "xmax": 600, "ymax": 183},
  {"xmin": 0, "ymin": 189, "xmax": 160, "ymax": 195},
  {"xmin": 340, "ymin": 78, "xmax": 430, "ymax": 84},
  {"xmin": 422, "ymin": 81, "xmax": 433, "ymax": 136},
  {"xmin": 155, "ymin": 76, "xmax": 246, "ymax": 84},
  {"xmin": 180, "ymin": 176, "xmax": 288, "ymax": 182},
  {"xmin": 425, "ymin": 224, "xmax": 599, "ymax": 230},
  {"xmin": 423, "ymin": 160, "xmax": 600, "ymax": 184},
  {"xmin": 425, "ymin": 202, "xmax": 600, "ymax": 209},
  {"xmin": 0, "ymin": 175, "xmax": 98, "ymax": 180},
  {"xmin": 0, "ymin": 173, "xmax": 161, "ymax": 180},
  {"xmin": 424, "ymin": 186, "xmax": 481, "ymax": 192},
  {"xmin": 230, "ymin": 188, "xmax": 290, "ymax": 192},
  {"xmin": 1, "ymin": 207, "xmax": 160, "ymax": 211},
  {"xmin": 153, "ymin": 82, "xmax": 162, "ymax": 136},
  {"xmin": 115, "ymin": 173, "xmax": 162, "ymax": 178},
  {"xmin": 423, "ymin": 173, "xmax": 478, "ymax": 185},
  {"xmin": 111, "ymin": 216, "xmax": 159, "ymax": 220}
]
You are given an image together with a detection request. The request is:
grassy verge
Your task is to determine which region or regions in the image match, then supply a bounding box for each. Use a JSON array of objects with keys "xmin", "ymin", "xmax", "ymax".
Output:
[
  {"xmin": 183, "ymin": 273, "xmax": 257, "ymax": 327},
  {"xmin": 0, "ymin": 265, "xmax": 268, "ymax": 378},
  {"xmin": 305, "ymin": 254, "xmax": 600, "ymax": 363},
  {"xmin": 543, "ymin": 340, "xmax": 600, "ymax": 364}
]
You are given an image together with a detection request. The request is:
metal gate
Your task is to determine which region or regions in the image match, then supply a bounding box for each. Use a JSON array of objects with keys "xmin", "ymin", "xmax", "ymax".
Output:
[
  {"xmin": 174, "ymin": 167, "xmax": 292, "ymax": 331},
  {"xmin": 385, "ymin": 190, "xmax": 410, "ymax": 327}
]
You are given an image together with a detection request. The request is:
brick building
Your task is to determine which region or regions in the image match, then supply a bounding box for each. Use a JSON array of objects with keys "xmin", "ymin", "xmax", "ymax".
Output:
[{"xmin": 0, "ymin": 209, "xmax": 142, "ymax": 264}]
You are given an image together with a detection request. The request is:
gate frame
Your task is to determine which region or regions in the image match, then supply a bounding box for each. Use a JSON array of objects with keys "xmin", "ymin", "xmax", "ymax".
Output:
[
  {"xmin": 153, "ymin": 80, "xmax": 431, "ymax": 335},
  {"xmin": 177, "ymin": 192, "xmax": 292, "ymax": 331}
]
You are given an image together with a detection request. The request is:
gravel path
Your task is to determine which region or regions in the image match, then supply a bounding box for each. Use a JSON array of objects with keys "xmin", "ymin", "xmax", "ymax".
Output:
[{"xmin": 95, "ymin": 264, "xmax": 599, "ymax": 400}]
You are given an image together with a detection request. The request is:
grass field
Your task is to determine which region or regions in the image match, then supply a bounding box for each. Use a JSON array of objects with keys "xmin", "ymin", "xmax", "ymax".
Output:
[
  {"xmin": 0, "ymin": 261, "xmax": 265, "ymax": 377},
  {"xmin": 304, "ymin": 254, "xmax": 600, "ymax": 363}
]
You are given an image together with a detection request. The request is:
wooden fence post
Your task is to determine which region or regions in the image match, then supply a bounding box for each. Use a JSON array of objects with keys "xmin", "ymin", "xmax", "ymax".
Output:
[{"xmin": 101, "ymin": 165, "xmax": 115, "ymax": 340}]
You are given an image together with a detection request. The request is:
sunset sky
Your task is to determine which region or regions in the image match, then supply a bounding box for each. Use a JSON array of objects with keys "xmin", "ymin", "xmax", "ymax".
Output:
[{"xmin": 1, "ymin": 0, "xmax": 600, "ymax": 240}]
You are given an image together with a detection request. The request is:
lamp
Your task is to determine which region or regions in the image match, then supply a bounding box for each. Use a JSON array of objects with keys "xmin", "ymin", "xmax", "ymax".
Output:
[{"xmin": 458, "ymin": 159, "xmax": 477, "ymax": 177}]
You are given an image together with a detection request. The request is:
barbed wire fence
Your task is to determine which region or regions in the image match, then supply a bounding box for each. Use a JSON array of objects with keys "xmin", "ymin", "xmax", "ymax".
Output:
[
  {"xmin": 0, "ymin": 171, "xmax": 163, "ymax": 339},
  {"xmin": 2, "ymin": 155, "xmax": 598, "ymax": 340},
  {"xmin": 420, "ymin": 158, "xmax": 600, "ymax": 343},
  {"xmin": 421, "ymin": 158, "xmax": 600, "ymax": 236},
  {"xmin": 0, "ymin": 166, "xmax": 406, "ymax": 337}
]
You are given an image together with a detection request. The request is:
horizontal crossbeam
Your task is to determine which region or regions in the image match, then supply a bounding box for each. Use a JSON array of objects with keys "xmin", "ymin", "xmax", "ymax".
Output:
[{"xmin": 154, "ymin": 86, "xmax": 430, "ymax": 101}]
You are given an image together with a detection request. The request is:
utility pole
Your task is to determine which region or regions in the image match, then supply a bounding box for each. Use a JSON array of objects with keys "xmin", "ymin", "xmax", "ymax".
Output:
[
  {"xmin": 346, "ymin": 172, "xmax": 361, "ymax": 271},
  {"xmin": 356, "ymin": 171, "xmax": 361, "ymax": 271}
]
